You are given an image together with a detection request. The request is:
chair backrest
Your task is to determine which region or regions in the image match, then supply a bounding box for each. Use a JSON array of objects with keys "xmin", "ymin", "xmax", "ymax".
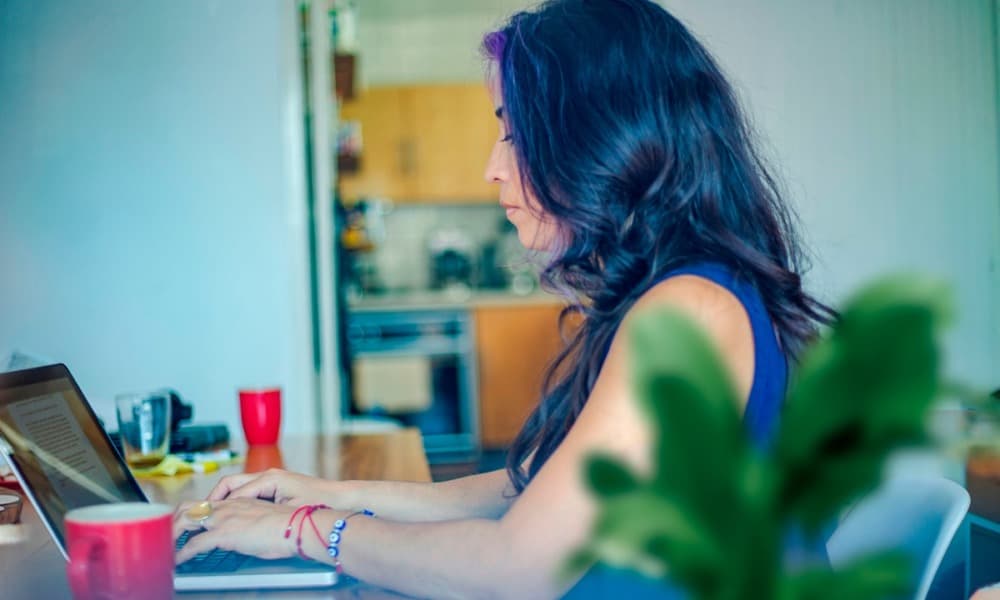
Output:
[{"xmin": 826, "ymin": 475, "xmax": 970, "ymax": 600}]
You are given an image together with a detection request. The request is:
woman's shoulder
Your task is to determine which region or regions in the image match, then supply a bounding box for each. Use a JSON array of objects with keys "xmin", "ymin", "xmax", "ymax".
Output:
[
  {"xmin": 630, "ymin": 263, "xmax": 751, "ymax": 332},
  {"xmin": 626, "ymin": 263, "xmax": 756, "ymax": 402}
]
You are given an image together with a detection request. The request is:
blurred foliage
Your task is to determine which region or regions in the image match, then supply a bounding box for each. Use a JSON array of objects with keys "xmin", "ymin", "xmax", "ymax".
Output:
[{"xmin": 567, "ymin": 275, "xmax": 952, "ymax": 599}]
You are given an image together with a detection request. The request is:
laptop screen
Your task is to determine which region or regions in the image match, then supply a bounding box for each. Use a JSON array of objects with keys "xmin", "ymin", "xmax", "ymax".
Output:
[{"xmin": 0, "ymin": 365, "xmax": 145, "ymax": 549}]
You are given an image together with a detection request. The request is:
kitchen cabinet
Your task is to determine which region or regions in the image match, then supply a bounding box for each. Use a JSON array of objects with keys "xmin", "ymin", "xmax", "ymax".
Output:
[
  {"xmin": 338, "ymin": 84, "xmax": 498, "ymax": 203},
  {"xmin": 474, "ymin": 304, "xmax": 571, "ymax": 448},
  {"xmin": 338, "ymin": 86, "xmax": 412, "ymax": 200}
]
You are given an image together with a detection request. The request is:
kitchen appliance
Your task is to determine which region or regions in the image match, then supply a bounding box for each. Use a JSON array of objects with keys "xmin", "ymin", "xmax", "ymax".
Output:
[
  {"xmin": 428, "ymin": 229, "xmax": 475, "ymax": 290},
  {"xmin": 345, "ymin": 309, "xmax": 478, "ymax": 460},
  {"xmin": 340, "ymin": 199, "xmax": 392, "ymax": 295}
]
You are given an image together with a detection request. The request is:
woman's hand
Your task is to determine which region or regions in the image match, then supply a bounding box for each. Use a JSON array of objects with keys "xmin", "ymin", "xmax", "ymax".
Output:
[
  {"xmin": 207, "ymin": 468, "xmax": 349, "ymax": 507},
  {"xmin": 172, "ymin": 498, "xmax": 298, "ymax": 564}
]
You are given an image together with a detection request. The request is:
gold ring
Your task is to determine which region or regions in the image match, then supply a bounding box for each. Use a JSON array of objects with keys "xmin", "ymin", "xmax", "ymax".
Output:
[{"xmin": 186, "ymin": 501, "xmax": 213, "ymax": 527}]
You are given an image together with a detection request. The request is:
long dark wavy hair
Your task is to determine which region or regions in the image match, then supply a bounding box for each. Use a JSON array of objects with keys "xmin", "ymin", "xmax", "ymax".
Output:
[{"xmin": 482, "ymin": 0, "xmax": 835, "ymax": 493}]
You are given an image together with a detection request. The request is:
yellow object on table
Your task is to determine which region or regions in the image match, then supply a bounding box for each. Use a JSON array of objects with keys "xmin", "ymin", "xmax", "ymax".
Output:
[{"xmin": 130, "ymin": 455, "xmax": 225, "ymax": 478}]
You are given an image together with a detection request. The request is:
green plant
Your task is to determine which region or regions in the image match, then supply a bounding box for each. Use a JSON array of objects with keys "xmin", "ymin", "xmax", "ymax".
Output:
[{"xmin": 567, "ymin": 276, "xmax": 952, "ymax": 599}]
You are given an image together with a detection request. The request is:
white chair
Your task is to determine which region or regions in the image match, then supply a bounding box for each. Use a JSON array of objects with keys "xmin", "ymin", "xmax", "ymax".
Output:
[{"xmin": 826, "ymin": 475, "xmax": 970, "ymax": 600}]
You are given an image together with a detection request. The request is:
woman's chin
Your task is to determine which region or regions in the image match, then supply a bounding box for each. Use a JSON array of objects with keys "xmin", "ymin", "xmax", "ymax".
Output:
[
  {"xmin": 516, "ymin": 228, "xmax": 547, "ymax": 251},
  {"xmin": 515, "ymin": 225, "xmax": 538, "ymax": 250}
]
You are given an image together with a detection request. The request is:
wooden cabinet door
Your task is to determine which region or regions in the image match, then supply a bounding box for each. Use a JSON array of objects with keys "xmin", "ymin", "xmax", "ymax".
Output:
[
  {"xmin": 338, "ymin": 86, "xmax": 414, "ymax": 201},
  {"xmin": 408, "ymin": 84, "xmax": 498, "ymax": 202},
  {"xmin": 474, "ymin": 304, "xmax": 567, "ymax": 448},
  {"xmin": 337, "ymin": 84, "xmax": 499, "ymax": 204}
]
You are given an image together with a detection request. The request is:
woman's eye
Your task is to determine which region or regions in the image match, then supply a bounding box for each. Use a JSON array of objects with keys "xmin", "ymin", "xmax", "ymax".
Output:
[{"xmin": 500, "ymin": 134, "xmax": 513, "ymax": 143}]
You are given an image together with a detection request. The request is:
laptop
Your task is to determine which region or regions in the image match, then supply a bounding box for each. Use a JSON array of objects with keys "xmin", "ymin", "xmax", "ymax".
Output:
[{"xmin": 0, "ymin": 363, "xmax": 338, "ymax": 591}]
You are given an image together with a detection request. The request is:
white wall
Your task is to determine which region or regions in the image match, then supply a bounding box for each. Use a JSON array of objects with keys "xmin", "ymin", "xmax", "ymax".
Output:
[
  {"xmin": 358, "ymin": 0, "xmax": 1000, "ymax": 389},
  {"xmin": 0, "ymin": 0, "xmax": 319, "ymax": 437},
  {"xmin": 357, "ymin": 0, "xmax": 526, "ymax": 86},
  {"xmin": 668, "ymin": 0, "xmax": 1000, "ymax": 389}
]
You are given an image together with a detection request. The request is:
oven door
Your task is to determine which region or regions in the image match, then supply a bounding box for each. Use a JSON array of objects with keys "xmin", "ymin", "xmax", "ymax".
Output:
[{"xmin": 346, "ymin": 309, "xmax": 479, "ymax": 458}]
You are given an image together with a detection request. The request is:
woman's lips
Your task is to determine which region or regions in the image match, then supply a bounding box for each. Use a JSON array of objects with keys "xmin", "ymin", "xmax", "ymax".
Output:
[{"xmin": 501, "ymin": 204, "xmax": 520, "ymax": 219}]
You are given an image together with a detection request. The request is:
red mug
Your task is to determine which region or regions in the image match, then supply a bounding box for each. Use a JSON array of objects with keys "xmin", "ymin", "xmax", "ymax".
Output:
[
  {"xmin": 65, "ymin": 503, "xmax": 174, "ymax": 600},
  {"xmin": 239, "ymin": 387, "xmax": 282, "ymax": 445}
]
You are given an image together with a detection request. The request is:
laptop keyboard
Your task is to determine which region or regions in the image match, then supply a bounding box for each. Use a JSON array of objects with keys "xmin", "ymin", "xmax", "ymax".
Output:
[{"xmin": 175, "ymin": 529, "xmax": 252, "ymax": 574}]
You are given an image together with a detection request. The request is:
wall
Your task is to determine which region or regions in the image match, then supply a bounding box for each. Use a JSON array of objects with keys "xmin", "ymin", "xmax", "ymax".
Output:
[
  {"xmin": 357, "ymin": 0, "xmax": 1000, "ymax": 389},
  {"xmin": 0, "ymin": 0, "xmax": 318, "ymax": 437},
  {"xmin": 669, "ymin": 0, "xmax": 1000, "ymax": 389},
  {"xmin": 357, "ymin": 204, "xmax": 520, "ymax": 293},
  {"xmin": 356, "ymin": 0, "xmax": 525, "ymax": 86}
]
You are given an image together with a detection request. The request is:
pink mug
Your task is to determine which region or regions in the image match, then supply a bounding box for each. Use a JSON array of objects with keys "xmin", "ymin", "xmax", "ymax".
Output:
[{"xmin": 65, "ymin": 503, "xmax": 174, "ymax": 600}]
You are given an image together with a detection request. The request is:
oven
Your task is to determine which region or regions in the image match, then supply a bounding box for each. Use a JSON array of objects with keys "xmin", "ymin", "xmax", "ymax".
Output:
[{"xmin": 344, "ymin": 308, "xmax": 479, "ymax": 460}]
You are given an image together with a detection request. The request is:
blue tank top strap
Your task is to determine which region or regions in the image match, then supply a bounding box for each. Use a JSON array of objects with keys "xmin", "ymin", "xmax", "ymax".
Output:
[{"xmin": 654, "ymin": 261, "xmax": 788, "ymax": 447}]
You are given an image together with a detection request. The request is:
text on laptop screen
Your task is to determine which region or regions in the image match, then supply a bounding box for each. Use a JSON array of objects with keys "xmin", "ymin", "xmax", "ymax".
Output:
[{"xmin": 0, "ymin": 376, "xmax": 144, "ymax": 547}]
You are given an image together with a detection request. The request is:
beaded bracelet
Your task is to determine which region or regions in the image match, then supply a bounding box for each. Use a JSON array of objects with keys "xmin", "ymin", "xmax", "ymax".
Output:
[{"xmin": 326, "ymin": 508, "xmax": 375, "ymax": 573}]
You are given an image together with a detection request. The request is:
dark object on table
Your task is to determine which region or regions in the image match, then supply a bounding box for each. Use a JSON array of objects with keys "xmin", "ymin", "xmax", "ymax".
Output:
[
  {"xmin": 107, "ymin": 388, "xmax": 227, "ymax": 454},
  {"xmin": 168, "ymin": 424, "xmax": 230, "ymax": 452},
  {"xmin": 108, "ymin": 424, "xmax": 230, "ymax": 456},
  {"xmin": 168, "ymin": 390, "xmax": 194, "ymax": 432}
]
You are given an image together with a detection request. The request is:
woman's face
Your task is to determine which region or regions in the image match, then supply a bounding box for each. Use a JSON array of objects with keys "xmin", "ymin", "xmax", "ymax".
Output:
[{"xmin": 483, "ymin": 81, "xmax": 559, "ymax": 251}]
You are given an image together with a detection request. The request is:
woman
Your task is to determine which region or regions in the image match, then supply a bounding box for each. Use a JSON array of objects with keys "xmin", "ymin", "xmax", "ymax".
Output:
[{"xmin": 173, "ymin": 0, "xmax": 832, "ymax": 597}]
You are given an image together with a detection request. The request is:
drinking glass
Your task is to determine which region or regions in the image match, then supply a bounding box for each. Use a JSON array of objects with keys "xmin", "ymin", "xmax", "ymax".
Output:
[{"xmin": 115, "ymin": 391, "xmax": 171, "ymax": 468}]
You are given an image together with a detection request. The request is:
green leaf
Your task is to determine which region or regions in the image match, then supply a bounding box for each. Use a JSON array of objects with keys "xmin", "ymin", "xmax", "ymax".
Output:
[
  {"xmin": 567, "ymin": 274, "xmax": 950, "ymax": 600},
  {"xmin": 783, "ymin": 552, "xmax": 912, "ymax": 600},
  {"xmin": 775, "ymin": 276, "xmax": 949, "ymax": 532},
  {"xmin": 837, "ymin": 276, "xmax": 952, "ymax": 330},
  {"xmin": 560, "ymin": 547, "xmax": 600, "ymax": 580},
  {"xmin": 591, "ymin": 492, "xmax": 719, "ymax": 560},
  {"xmin": 627, "ymin": 308, "xmax": 748, "ymax": 537},
  {"xmin": 585, "ymin": 490, "xmax": 726, "ymax": 588},
  {"xmin": 584, "ymin": 453, "xmax": 640, "ymax": 498}
]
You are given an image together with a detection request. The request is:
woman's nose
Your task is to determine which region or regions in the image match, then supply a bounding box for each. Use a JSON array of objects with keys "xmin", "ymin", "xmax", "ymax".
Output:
[{"xmin": 483, "ymin": 143, "xmax": 508, "ymax": 184}]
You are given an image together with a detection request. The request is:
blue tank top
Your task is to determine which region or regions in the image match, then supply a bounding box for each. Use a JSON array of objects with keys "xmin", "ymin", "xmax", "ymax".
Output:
[
  {"xmin": 658, "ymin": 261, "xmax": 788, "ymax": 445},
  {"xmin": 566, "ymin": 261, "xmax": 791, "ymax": 599}
]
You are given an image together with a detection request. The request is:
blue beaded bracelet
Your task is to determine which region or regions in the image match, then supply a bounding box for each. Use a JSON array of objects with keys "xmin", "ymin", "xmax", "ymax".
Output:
[{"xmin": 327, "ymin": 508, "xmax": 375, "ymax": 571}]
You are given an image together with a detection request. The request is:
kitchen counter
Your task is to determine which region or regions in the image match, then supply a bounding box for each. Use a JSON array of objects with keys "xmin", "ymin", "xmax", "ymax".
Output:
[{"xmin": 347, "ymin": 288, "xmax": 566, "ymax": 312}]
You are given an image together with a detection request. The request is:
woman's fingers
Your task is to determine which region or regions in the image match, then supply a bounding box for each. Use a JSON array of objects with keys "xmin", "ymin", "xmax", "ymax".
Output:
[
  {"xmin": 172, "ymin": 514, "xmax": 206, "ymax": 542},
  {"xmin": 174, "ymin": 528, "xmax": 229, "ymax": 564},
  {"xmin": 172, "ymin": 498, "xmax": 297, "ymax": 564},
  {"xmin": 172, "ymin": 501, "xmax": 197, "ymax": 531},
  {"xmin": 207, "ymin": 473, "xmax": 259, "ymax": 501},
  {"xmin": 224, "ymin": 469, "xmax": 306, "ymax": 503},
  {"xmin": 172, "ymin": 500, "xmax": 211, "ymax": 540},
  {"xmin": 225, "ymin": 473, "xmax": 283, "ymax": 502}
]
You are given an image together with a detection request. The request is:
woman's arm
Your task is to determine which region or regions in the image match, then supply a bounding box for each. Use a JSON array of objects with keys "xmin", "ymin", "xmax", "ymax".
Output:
[
  {"xmin": 210, "ymin": 466, "xmax": 516, "ymax": 522},
  {"xmin": 297, "ymin": 277, "xmax": 755, "ymax": 598},
  {"xmin": 185, "ymin": 276, "xmax": 754, "ymax": 599},
  {"xmin": 338, "ymin": 468, "xmax": 517, "ymax": 521}
]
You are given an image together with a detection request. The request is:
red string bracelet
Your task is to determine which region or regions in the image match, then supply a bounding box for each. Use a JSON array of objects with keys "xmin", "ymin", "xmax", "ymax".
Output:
[
  {"xmin": 283, "ymin": 504, "xmax": 330, "ymax": 560},
  {"xmin": 283, "ymin": 505, "xmax": 310, "ymax": 539},
  {"xmin": 303, "ymin": 508, "xmax": 328, "ymax": 547}
]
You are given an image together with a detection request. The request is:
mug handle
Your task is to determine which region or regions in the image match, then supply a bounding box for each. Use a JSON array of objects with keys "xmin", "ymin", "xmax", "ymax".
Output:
[{"xmin": 67, "ymin": 535, "xmax": 104, "ymax": 600}]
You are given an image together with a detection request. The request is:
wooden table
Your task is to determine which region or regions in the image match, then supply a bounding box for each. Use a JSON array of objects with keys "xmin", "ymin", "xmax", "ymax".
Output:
[{"xmin": 0, "ymin": 430, "xmax": 431, "ymax": 599}]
